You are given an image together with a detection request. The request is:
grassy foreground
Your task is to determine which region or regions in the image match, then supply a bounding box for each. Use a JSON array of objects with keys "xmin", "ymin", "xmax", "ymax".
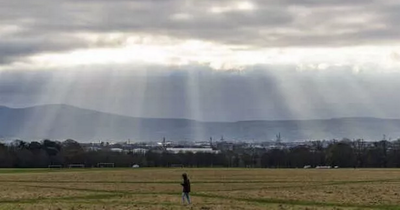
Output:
[{"xmin": 1, "ymin": 168, "xmax": 400, "ymax": 209}]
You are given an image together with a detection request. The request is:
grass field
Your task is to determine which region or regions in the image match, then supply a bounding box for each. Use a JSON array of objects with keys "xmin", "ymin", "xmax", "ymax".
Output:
[{"xmin": 1, "ymin": 168, "xmax": 400, "ymax": 209}]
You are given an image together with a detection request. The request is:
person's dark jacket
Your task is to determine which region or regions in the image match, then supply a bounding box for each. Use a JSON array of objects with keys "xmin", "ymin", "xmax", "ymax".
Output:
[{"xmin": 181, "ymin": 179, "xmax": 191, "ymax": 193}]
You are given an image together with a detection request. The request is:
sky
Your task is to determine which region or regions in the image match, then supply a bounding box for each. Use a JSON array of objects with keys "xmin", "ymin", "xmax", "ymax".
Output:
[{"xmin": 1, "ymin": 0, "xmax": 400, "ymax": 121}]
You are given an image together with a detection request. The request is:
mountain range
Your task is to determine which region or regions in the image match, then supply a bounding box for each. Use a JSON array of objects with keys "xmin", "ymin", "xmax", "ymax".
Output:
[{"xmin": 0, "ymin": 104, "xmax": 399, "ymax": 142}]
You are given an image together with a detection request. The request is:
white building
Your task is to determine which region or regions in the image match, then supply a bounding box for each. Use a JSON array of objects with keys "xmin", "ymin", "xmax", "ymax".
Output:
[
  {"xmin": 110, "ymin": 148, "xmax": 124, "ymax": 153},
  {"xmin": 132, "ymin": 148, "xmax": 149, "ymax": 154},
  {"xmin": 166, "ymin": 148, "xmax": 220, "ymax": 154}
]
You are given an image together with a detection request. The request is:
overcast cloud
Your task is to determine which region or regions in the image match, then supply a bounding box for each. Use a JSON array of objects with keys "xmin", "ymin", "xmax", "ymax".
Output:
[
  {"xmin": 1, "ymin": 0, "xmax": 400, "ymax": 121},
  {"xmin": 1, "ymin": 0, "xmax": 400, "ymax": 65}
]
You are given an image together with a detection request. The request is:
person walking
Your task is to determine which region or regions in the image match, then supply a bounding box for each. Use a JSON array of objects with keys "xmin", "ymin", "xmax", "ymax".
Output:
[{"xmin": 181, "ymin": 173, "xmax": 191, "ymax": 205}]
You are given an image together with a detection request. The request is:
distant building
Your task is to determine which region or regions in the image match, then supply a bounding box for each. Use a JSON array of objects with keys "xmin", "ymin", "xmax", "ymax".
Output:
[
  {"xmin": 194, "ymin": 141, "xmax": 212, "ymax": 147},
  {"xmin": 110, "ymin": 148, "xmax": 124, "ymax": 153},
  {"xmin": 86, "ymin": 146, "xmax": 102, "ymax": 151},
  {"xmin": 166, "ymin": 147, "xmax": 220, "ymax": 154},
  {"xmin": 132, "ymin": 148, "xmax": 148, "ymax": 154},
  {"xmin": 216, "ymin": 142, "xmax": 234, "ymax": 151}
]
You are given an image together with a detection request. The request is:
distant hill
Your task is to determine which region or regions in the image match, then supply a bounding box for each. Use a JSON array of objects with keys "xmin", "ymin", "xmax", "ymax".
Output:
[{"xmin": 1, "ymin": 104, "xmax": 400, "ymax": 142}]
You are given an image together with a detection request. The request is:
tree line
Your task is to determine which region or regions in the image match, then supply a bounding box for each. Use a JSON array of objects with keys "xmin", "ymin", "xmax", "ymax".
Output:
[{"xmin": 0, "ymin": 139, "xmax": 400, "ymax": 168}]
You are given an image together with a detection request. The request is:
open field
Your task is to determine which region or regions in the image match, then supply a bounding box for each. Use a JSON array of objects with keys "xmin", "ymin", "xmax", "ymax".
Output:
[{"xmin": 1, "ymin": 168, "xmax": 400, "ymax": 209}]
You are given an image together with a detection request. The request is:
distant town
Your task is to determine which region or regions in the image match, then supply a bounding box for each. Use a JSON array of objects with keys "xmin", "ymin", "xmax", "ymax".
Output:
[
  {"xmin": 0, "ymin": 133, "xmax": 397, "ymax": 169},
  {"xmin": 82, "ymin": 134, "xmax": 324, "ymax": 154},
  {"xmin": 81, "ymin": 133, "xmax": 391, "ymax": 156}
]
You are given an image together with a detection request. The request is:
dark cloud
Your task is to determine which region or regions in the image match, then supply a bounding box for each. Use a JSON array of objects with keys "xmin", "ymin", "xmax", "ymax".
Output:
[{"xmin": 0, "ymin": 35, "xmax": 87, "ymax": 64}]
